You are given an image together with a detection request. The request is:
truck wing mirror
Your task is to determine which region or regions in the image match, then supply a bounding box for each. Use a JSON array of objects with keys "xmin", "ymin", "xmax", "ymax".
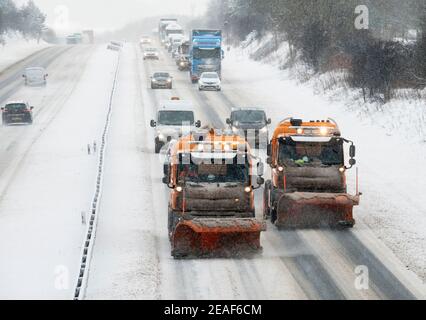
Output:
[
  {"xmin": 226, "ymin": 118, "xmax": 231, "ymax": 125},
  {"xmin": 162, "ymin": 177, "xmax": 169, "ymax": 185},
  {"xmin": 150, "ymin": 120, "xmax": 156, "ymax": 128},
  {"xmin": 267, "ymin": 144, "xmax": 272, "ymax": 157},
  {"xmin": 267, "ymin": 118, "xmax": 272, "ymax": 125},
  {"xmin": 253, "ymin": 177, "xmax": 265, "ymax": 189},
  {"xmin": 257, "ymin": 162, "xmax": 264, "ymax": 176},
  {"xmin": 30, "ymin": 106, "xmax": 34, "ymax": 110},
  {"xmin": 349, "ymin": 145, "xmax": 356, "ymax": 158},
  {"xmin": 266, "ymin": 157, "xmax": 273, "ymax": 166},
  {"xmin": 349, "ymin": 158, "xmax": 356, "ymax": 166},
  {"xmin": 163, "ymin": 164, "xmax": 169, "ymax": 176},
  {"xmin": 195, "ymin": 120, "xmax": 201, "ymax": 128}
]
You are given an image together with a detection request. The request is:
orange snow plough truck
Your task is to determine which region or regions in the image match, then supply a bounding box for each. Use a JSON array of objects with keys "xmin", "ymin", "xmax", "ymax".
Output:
[
  {"xmin": 163, "ymin": 129, "xmax": 266, "ymax": 258},
  {"xmin": 264, "ymin": 118, "xmax": 360, "ymax": 229}
]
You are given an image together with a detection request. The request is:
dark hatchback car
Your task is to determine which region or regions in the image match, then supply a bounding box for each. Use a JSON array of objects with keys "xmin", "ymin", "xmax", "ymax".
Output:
[
  {"xmin": 151, "ymin": 72, "xmax": 173, "ymax": 89},
  {"xmin": 1, "ymin": 102, "xmax": 34, "ymax": 125},
  {"xmin": 226, "ymin": 108, "xmax": 271, "ymax": 148}
]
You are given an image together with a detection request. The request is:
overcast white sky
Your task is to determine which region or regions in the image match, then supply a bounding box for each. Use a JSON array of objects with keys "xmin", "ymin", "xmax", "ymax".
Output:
[{"xmin": 22, "ymin": 0, "xmax": 209, "ymax": 33}]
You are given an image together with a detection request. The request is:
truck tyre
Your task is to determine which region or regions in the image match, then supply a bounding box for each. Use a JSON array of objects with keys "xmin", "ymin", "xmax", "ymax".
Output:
[
  {"xmin": 263, "ymin": 180, "xmax": 272, "ymax": 219},
  {"xmin": 168, "ymin": 207, "xmax": 175, "ymax": 240}
]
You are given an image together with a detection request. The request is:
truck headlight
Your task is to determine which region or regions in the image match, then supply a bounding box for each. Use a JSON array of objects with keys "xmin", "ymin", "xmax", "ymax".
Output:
[
  {"xmin": 260, "ymin": 127, "xmax": 268, "ymax": 133},
  {"xmin": 167, "ymin": 79, "xmax": 172, "ymax": 83},
  {"xmin": 244, "ymin": 186, "xmax": 252, "ymax": 193},
  {"xmin": 232, "ymin": 127, "xmax": 239, "ymax": 133},
  {"xmin": 176, "ymin": 186, "xmax": 183, "ymax": 193},
  {"xmin": 158, "ymin": 133, "xmax": 165, "ymax": 140}
]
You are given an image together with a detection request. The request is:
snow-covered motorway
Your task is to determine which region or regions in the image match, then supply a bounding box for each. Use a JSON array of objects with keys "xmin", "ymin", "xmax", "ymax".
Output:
[
  {"xmin": 83, "ymin": 43, "xmax": 424, "ymax": 300},
  {"xmin": 0, "ymin": 42, "xmax": 424, "ymax": 300}
]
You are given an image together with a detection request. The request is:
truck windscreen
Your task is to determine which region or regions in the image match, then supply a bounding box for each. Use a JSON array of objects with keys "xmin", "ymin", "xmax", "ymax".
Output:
[
  {"xmin": 193, "ymin": 48, "xmax": 221, "ymax": 60},
  {"xmin": 177, "ymin": 163, "xmax": 249, "ymax": 183},
  {"xmin": 158, "ymin": 111, "xmax": 194, "ymax": 126},
  {"xmin": 278, "ymin": 139, "xmax": 344, "ymax": 166},
  {"xmin": 232, "ymin": 111, "xmax": 266, "ymax": 124}
]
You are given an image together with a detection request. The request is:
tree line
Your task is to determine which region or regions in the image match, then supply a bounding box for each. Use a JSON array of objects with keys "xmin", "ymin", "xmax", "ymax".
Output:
[
  {"xmin": 0, "ymin": 0, "xmax": 46, "ymax": 44},
  {"xmin": 206, "ymin": 0, "xmax": 426, "ymax": 102}
]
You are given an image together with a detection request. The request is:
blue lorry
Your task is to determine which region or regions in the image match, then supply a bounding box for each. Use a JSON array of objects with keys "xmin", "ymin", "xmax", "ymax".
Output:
[{"xmin": 190, "ymin": 30, "xmax": 223, "ymax": 83}]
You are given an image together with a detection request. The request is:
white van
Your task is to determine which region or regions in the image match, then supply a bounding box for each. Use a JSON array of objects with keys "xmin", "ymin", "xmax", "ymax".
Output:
[
  {"xmin": 150, "ymin": 98, "xmax": 201, "ymax": 153},
  {"xmin": 23, "ymin": 67, "xmax": 48, "ymax": 86}
]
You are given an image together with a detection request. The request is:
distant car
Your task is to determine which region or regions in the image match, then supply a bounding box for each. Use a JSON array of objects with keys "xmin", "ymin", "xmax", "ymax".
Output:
[
  {"xmin": 226, "ymin": 107, "xmax": 271, "ymax": 148},
  {"xmin": 107, "ymin": 41, "xmax": 123, "ymax": 51},
  {"xmin": 140, "ymin": 36, "xmax": 152, "ymax": 45},
  {"xmin": 23, "ymin": 67, "xmax": 48, "ymax": 86},
  {"xmin": 107, "ymin": 44, "xmax": 120, "ymax": 51},
  {"xmin": 143, "ymin": 48, "xmax": 159, "ymax": 60},
  {"xmin": 151, "ymin": 72, "xmax": 173, "ymax": 89},
  {"xmin": 177, "ymin": 56, "xmax": 190, "ymax": 71},
  {"xmin": 198, "ymin": 72, "xmax": 221, "ymax": 91},
  {"xmin": 1, "ymin": 101, "xmax": 33, "ymax": 125}
]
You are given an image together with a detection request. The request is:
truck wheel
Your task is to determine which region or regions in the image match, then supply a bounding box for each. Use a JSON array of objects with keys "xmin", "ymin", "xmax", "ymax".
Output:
[
  {"xmin": 270, "ymin": 207, "xmax": 277, "ymax": 224},
  {"xmin": 263, "ymin": 180, "xmax": 272, "ymax": 219},
  {"xmin": 168, "ymin": 208, "xmax": 175, "ymax": 240}
]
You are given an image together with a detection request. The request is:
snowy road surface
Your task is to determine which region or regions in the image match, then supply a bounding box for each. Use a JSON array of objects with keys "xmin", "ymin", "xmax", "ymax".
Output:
[{"xmin": 0, "ymin": 43, "xmax": 424, "ymax": 300}]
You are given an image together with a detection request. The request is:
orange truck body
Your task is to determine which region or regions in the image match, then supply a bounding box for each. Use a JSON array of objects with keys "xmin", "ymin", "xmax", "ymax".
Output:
[
  {"xmin": 164, "ymin": 130, "xmax": 265, "ymax": 258},
  {"xmin": 265, "ymin": 118, "xmax": 360, "ymax": 228}
]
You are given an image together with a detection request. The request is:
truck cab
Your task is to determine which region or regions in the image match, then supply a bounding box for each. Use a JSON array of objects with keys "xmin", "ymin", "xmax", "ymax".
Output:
[
  {"xmin": 163, "ymin": 130, "xmax": 266, "ymax": 258},
  {"xmin": 190, "ymin": 30, "xmax": 223, "ymax": 83},
  {"xmin": 264, "ymin": 118, "xmax": 359, "ymax": 228},
  {"xmin": 150, "ymin": 99, "xmax": 201, "ymax": 153}
]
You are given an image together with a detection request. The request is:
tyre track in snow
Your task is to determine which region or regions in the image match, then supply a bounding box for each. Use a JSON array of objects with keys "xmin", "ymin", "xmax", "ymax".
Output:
[
  {"xmin": 138, "ymin": 43, "xmax": 261, "ymax": 299},
  {"xmin": 151, "ymin": 43, "xmax": 305, "ymax": 299},
  {"xmin": 140, "ymin": 44, "xmax": 204, "ymax": 299},
  {"xmin": 0, "ymin": 46, "xmax": 71, "ymax": 100},
  {"xmin": 0, "ymin": 46, "xmax": 95, "ymax": 206},
  {"xmin": 214, "ymin": 69, "xmax": 422, "ymax": 299}
]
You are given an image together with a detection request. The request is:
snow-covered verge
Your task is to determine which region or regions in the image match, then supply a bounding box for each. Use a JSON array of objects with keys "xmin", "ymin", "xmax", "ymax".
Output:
[
  {"xmin": 0, "ymin": 46, "xmax": 118, "ymax": 299},
  {"xmin": 0, "ymin": 34, "xmax": 51, "ymax": 73},
  {"xmin": 239, "ymin": 34, "xmax": 426, "ymax": 143},
  {"xmin": 223, "ymin": 41, "xmax": 426, "ymax": 282}
]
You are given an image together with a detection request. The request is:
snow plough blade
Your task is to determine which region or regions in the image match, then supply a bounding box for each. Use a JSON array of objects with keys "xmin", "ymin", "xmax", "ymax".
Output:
[
  {"xmin": 171, "ymin": 218, "xmax": 266, "ymax": 258},
  {"xmin": 275, "ymin": 192, "xmax": 359, "ymax": 229}
]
